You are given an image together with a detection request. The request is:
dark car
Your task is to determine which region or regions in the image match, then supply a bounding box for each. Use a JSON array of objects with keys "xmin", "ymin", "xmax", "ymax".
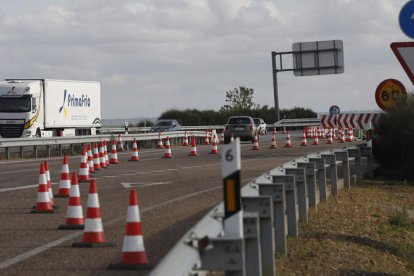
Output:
[
  {"xmin": 150, "ymin": 119, "xmax": 182, "ymax": 132},
  {"xmin": 223, "ymin": 116, "xmax": 257, "ymax": 143}
]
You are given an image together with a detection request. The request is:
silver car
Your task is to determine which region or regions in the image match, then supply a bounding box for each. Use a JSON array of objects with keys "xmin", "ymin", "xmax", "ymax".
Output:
[{"xmin": 223, "ymin": 116, "xmax": 257, "ymax": 143}]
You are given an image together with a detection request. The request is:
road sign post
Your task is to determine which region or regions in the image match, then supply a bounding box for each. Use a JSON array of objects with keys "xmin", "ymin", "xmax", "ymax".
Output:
[{"xmin": 222, "ymin": 138, "xmax": 243, "ymax": 238}]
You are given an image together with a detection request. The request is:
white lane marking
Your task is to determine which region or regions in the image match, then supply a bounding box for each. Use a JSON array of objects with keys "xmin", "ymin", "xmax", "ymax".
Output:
[
  {"xmin": 0, "ymin": 182, "xmax": 58, "ymax": 193},
  {"xmin": 101, "ymin": 176, "xmax": 118, "ymax": 178},
  {"xmin": 0, "ymin": 185, "xmax": 222, "ymax": 270},
  {"xmin": 121, "ymin": 181, "xmax": 173, "ymax": 188},
  {"xmin": 0, "ymin": 169, "xmax": 38, "ymax": 174}
]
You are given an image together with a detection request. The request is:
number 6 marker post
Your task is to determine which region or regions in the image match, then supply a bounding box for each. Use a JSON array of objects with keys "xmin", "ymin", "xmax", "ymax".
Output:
[{"xmin": 222, "ymin": 138, "xmax": 243, "ymax": 237}]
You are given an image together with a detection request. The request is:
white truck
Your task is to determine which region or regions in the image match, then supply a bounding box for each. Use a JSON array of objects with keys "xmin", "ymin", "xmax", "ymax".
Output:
[{"xmin": 0, "ymin": 79, "xmax": 101, "ymax": 138}]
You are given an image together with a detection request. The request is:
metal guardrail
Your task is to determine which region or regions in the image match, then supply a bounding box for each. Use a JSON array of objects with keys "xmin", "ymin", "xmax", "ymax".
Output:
[
  {"xmin": 274, "ymin": 118, "xmax": 321, "ymax": 128},
  {"xmin": 100, "ymin": 125, "xmax": 225, "ymax": 134},
  {"xmin": 151, "ymin": 144, "xmax": 373, "ymax": 275},
  {"xmin": 0, "ymin": 131, "xmax": 209, "ymax": 159}
]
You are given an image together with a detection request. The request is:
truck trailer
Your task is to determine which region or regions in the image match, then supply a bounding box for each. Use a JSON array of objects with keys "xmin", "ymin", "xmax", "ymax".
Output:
[{"xmin": 0, "ymin": 79, "xmax": 101, "ymax": 138}]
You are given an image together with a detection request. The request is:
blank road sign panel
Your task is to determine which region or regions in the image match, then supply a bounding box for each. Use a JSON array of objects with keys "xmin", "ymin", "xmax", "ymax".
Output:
[
  {"xmin": 391, "ymin": 42, "xmax": 414, "ymax": 85},
  {"xmin": 292, "ymin": 40, "xmax": 344, "ymax": 76}
]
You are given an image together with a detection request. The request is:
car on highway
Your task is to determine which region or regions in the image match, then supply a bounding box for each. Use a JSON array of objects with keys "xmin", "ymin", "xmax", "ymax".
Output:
[
  {"xmin": 253, "ymin": 118, "xmax": 267, "ymax": 135},
  {"xmin": 223, "ymin": 116, "xmax": 257, "ymax": 143},
  {"xmin": 150, "ymin": 119, "xmax": 182, "ymax": 132}
]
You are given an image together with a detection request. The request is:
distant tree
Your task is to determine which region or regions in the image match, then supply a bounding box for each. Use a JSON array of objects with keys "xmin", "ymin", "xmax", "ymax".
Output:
[
  {"xmin": 280, "ymin": 107, "xmax": 317, "ymax": 119},
  {"xmin": 220, "ymin": 86, "xmax": 259, "ymax": 114},
  {"xmin": 136, "ymin": 120, "xmax": 154, "ymax": 127}
]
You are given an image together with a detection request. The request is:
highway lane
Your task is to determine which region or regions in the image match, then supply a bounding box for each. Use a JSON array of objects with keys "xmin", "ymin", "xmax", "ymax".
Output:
[{"xmin": 0, "ymin": 135, "xmax": 360, "ymax": 275}]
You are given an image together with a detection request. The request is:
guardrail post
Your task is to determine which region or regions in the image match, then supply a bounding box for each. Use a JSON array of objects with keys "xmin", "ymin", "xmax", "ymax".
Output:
[
  {"xmin": 198, "ymin": 238, "xmax": 246, "ymax": 275},
  {"xmin": 33, "ymin": 146, "xmax": 38, "ymax": 159},
  {"xmin": 297, "ymin": 162, "xmax": 317, "ymax": 210},
  {"xmin": 285, "ymin": 167, "xmax": 308, "ymax": 224},
  {"xmin": 5, "ymin": 147, "xmax": 10, "ymax": 160},
  {"xmin": 347, "ymin": 148, "xmax": 362, "ymax": 183},
  {"xmin": 258, "ymin": 183, "xmax": 287, "ymax": 256},
  {"xmin": 309, "ymin": 157, "xmax": 327, "ymax": 203},
  {"xmin": 272, "ymin": 175, "xmax": 298, "ymax": 237},
  {"xmin": 70, "ymin": 144, "xmax": 74, "ymax": 155},
  {"xmin": 321, "ymin": 153, "xmax": 337, "ymax": 196},
  {"xmin": 46, "ymin": 145, "xmax": 51, "ymax": 158},
  {"xmin": 243, "ymin": 212, "xmax": 262, "ymax": 276},
  {"xmin": 334, "ymin": 151, "xmax": 350, "ymax": 189},
  {"xmin": 360, "ymin": 145, "xmax": 373, "ymax": 179},
  {"xmin": 19, "ymin": 146, "xmax": 24, "ymax": 158},
  {"xmin": 241, "ymin": 196, "xmax": 275, "ymax": 276},
  {"xmin": 58, "ymin": 145, "xmax": 63, "ymax": 156}
]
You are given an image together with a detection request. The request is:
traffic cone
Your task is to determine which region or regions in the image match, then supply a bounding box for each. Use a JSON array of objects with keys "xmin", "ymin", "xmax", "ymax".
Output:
[
  {"xmin": 110, "ymin": 139, "xmax": 119, "ymax": 164},
  {"xmin": 58, "ymin": 172, "xmax": 85, "ymax": 230},
  {"xmin": 55, "ymin": 154, "xmax": 71, "ymax": 197},
  {"xmin": 31, "ymin": 163, "xmax": 54, "ymax": 213},
  {"xmin": 117, "ymin": 134, "xmax": 124, "ymax": 152},
  {"xmin": 43, "ymin": 161, "xmax": 55, "ymax": 207},
  {"xmin": 130, "ymin": 138, "xmax": 140, "ymax": 161},
  {"xmin": 162, "ymin": 137, "xmax": 173, "ymax": 158},
  {"xmin": 104, "ymin": 140, "xmax": 110, "ymax": 167},
  {"xmin": 312, "ymin": 134, "xmax": 319, "ymax": 145},
  {"xmin": 72, "ymin": 180, "xmax": 115, "ymax": 247},
  {"xmin": 300, "ymin": 131, "xmax": 308, "ymax": 146},
  {"xmin": 78, "ymin": 145, "xmax": 90, "ymax": 182},
  {"xmin": 108, "ymin": 190, "xmax": 151, "ymax": 269},
  {"xmin": 93, "ymin": 143, "xmax": 101, "ymax": 170},
  {"xmin": 284, "ymin": 133, "xmax": 292, "ymax": 148},
  {"xmin": 188, "ymin": 136, "xmax": 198, "ymax": 156},
  {"xmin": 220, "ymin": 132, "xmax": 225, "ymax": 144},
  {"xmin": 269, "ymin": 129, "xmax": 277, "ymax": 149},
  {"xmin": 326, "ymin": 129, "xmax": 334, "ymax": 144},
  {"xmin": 87, "ymin": 144, "xmax": 95, "ymax": 174},
  {"xmin": 99, "ymin": 141, "xmax": 107, "ymax": 169},
  {"xmin": 209, "ymin": 139, "xmax": 219, "ymax": 154},
  {"xmin": 182, "ymin": 131, "xmax": 189, "ymax": 146},
  {"xmin": 204, "ymin": 131, "xmax": 210, "ymax": 145},
  {"xmin": 251, "ymin": 134, "xmax": 259, "ymax": 150},
  {"xmin": 156, "ymin": 132, "xmax": 163, "ymax": 149},
  {"xmin": 347, "ymin": 128, "xmax": 354, "ymax": 142},
  {"xmin": 339, "ymin": 128, "xmax": 346, "ymax": 143},
  {"xmin": 230, "ymin": 133, "xmax": 235, "ymax": 142}
]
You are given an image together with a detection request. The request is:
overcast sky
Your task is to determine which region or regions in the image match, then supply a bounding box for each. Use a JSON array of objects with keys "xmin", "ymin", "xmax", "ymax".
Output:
[{"xmin": 0, "ymin": 0, "xmax": 411, "ymax": 120}]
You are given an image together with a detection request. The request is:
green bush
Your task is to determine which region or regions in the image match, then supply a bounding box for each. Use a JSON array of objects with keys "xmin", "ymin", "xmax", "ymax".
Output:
[{"xmin": 374, "ymin": 98, "xmax": 414, "ymax": 180}]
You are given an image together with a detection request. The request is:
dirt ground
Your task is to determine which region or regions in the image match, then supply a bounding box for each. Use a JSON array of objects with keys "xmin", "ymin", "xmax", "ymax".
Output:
[{"xmin": 276, "ymin": 180, "xmax": 414, "ymax": 276}]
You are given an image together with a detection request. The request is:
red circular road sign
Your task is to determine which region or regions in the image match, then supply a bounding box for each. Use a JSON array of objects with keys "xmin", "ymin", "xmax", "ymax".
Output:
[{"xmin": 375, "ymin": 79, "xmax": 407, "ymax": 111}]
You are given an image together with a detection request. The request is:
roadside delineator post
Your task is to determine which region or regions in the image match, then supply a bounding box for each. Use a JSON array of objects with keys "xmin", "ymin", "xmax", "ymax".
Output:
[
  {"xmin": 72, "ymin": 180, "xmax": 115, "ymax": 248},
  {"xmin": 58, "ymin": 172, "xmax": 84, "ymax": 230},
  {"xmin": 108, "ymin": 190, "xmax": 152, "ymax": 270}
]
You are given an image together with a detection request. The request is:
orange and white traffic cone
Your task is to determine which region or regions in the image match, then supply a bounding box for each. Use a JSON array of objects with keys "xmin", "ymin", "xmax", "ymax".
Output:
[
  {"xmin": 43, "ymin": 161, "xmax": 55, "ymax": 207},
  {"xmin": 339, "ymin": 128, "xmax": 346, "ymax": 143},
  {"xmin": 204, "ymin": 131, "xmax": 210, "ymax": 145},
  {"xmin": 79, "ymin": 145, "xmax": 90, "ymax": 182},
  {"xmin": 156, "ymin": 132, "xmax": 163, "ymax": 149},
  {"xmin": 326, "ymin": 129, "xmax": 334, "ymax": 144},
  {"xmin": 130, "ymin": 138, "xmax": 140, "ymax": 161},
  {"xmin": 99, "ymin": 142, "xmax": 107, "ymax": 169},
  {"xmin": 163, "ymin": 137, "xmax": 173, "ymax": 158},
  {"xmin": 312, "ymin": 134, "xmax": 319, "ymax": 145},
  {"xmin": 188, "ymin": 136, "xmax": 198, "ymax": 156},
  {"xmin": 55, "ymin": 154, "xmax": 71, "ymax": 197},
  {"xmin": 269, "ymin": 129, "xmax": 277, "ymax": 149},
  {"xmin": 110, "ymin": 139, "xmax": 119, "ymax": 164},
  {"xmin": 108, "ymin": 190, "xmax": 151, "ymax": 269},
  {"xmin": 31, "ymin": 163, "xmax": 54, "ymax": 213},
  {"xmin": 117, "ymin": 134, "xmax": 124, "ymax": 152},
  {"xmin": 300, "ymin": 131, "xmax": 308, "ymax": 146},
  {"xmin": 251, "ymin": 134, "xmax": 259, "ymax": 150},
  {"xmin": 93, "ymin": 143, "xmax": 101, "ymax": 170},
  {"xmin": 220, "ymin": 132, "xmax": 225, "ymax": 144},
  {"xmin": 72, "ymin": 179, "xmax": 115, "ymax": 248},
  {"xmin": 58, "ymin": 172, "xmax": 85, "ymax": 230},
  {"xmin": 230, "ymin": 133, "xmax": 235, "ymax": 142},
  {"xmin": 182, "ymin": 131, "xmax": 189, "ymax": 146},
  {"xmin": 347, "ymin": 128, "xmax": 354, "ymax": 142},
  {"xmin": 104, "ymin": 140, "xmax": 110, "ymax": 167},
  {"xmin": 87, "ymin": 144, "xmax": 95, "ymax": 174},
  {"xmin": 284, "ymin": 133, "xmax": 292, "ymax": 148},
  {"xmin": 209, "ymin": 139, "xmax": 219, "ymax": 154}
]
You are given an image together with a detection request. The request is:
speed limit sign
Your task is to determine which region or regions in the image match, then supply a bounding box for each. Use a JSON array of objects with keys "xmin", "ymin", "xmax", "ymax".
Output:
[{"xmin": 375, "ymin": 79, "xmax": 407, "ymax": 111}]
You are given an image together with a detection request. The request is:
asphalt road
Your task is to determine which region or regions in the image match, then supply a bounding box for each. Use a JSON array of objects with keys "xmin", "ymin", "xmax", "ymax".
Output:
[{"xmin": 0, "ymin": 134, "xmax": 359, "ymax": 275}]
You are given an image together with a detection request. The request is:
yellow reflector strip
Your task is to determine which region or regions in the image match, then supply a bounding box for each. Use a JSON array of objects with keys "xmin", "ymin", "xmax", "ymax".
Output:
[{"xmin": 225, "ymin": 179, "xmax": 236, "ymax": 213}]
